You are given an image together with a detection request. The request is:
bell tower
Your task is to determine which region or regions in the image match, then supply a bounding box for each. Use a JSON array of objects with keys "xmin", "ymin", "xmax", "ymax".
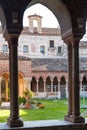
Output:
[{"xmin": 28, "ymin": 14, "xmax": 42, "ymax": 33}]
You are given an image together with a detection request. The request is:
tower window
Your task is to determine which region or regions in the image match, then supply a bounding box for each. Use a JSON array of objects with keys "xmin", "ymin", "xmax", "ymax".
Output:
[
  {"xmin": 40, "ymin": 46, "xmax": 45, "ymax": 54},
  {"xmin": 3, "ymin": 45, "xmax": 8, "ymax": 52},
  {"xmin": 49, "ymin": 40, "xmax": 54, "ymax": 48},
  {"xmin": 23, "ymin": 45, "xmax": 28, "ymax": 53},
  {"xmin": 33, "ymin": 20, "xmax": 38, "ymax": 27},
  {"xmin": 58, "ymin": 46, "xmax": 62, "ymax": 53}
]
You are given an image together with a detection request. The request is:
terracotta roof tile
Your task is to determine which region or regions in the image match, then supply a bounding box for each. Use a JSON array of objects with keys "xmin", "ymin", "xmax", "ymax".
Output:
[
  {"xmin": 32, "ymin": 58, "xmax": 87, "ymax": 72},
  {"xmin": 0, "ymin": 52, "xmax": 30, "ymax": 60}
]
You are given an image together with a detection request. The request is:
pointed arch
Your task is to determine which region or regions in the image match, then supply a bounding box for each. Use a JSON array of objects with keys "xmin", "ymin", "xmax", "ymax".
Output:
[
  {"xmin": 46, "ymin": 76, "xmax": 51, "ymax": 92},
  {"xmin": 38, "ymin": 77, "xmax": 44, "ymax": 92},
  {"xmin": 27, "ymin": 1, "xmax": 72, "ymax": 34},
  {"xmin": 53, "ymin": 77, "xmax": 58, "ymax": 92},
  {"xmin": 31, "ymin": 76, "xmax": 37, "ymax": 92}
]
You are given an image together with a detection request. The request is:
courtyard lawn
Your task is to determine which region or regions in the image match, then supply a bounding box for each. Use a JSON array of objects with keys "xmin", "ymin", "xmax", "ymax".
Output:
[{"xmin": 0, "ymin": 99, "xmax": 87, "ymax": 122}]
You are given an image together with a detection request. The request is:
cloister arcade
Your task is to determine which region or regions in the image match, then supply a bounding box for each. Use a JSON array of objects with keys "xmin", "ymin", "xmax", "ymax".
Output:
[
  {"xmin": 0, "ymin": 72, "xmax": 25, "ymax": 102},
  {"xmin": 0, "ymin": 70, "xmax": 87, "ymax": 102},
  {"xmin": 31, "ymin": 75, "xmax": 67, "ymax": 99},
  {"xmin": 0, "ymin": 0, "xmax": 87, "ymax": 129}
]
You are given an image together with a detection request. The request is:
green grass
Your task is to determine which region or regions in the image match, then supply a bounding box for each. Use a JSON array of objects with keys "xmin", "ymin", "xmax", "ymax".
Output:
[{"xmin": 0, "ymin": 98, "xmax": 87, "ymax": 122}]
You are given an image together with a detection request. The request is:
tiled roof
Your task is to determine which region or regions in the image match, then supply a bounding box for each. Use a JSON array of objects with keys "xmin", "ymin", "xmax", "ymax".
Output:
[
  {"xmin": 22, "ymin": 27, "xmax": 60, "ymax": 35},
  {"xmin": 42, "ymin": 28, "xmax": 60, "ymax": 35},
  {"xmin": 0, "ymin": 52, "xmax": 9, "ymax": 60},
  {"xmin": 32, "ymin": 58, "xmax": 87, "ymax": 72},
  {"xmin": 32, "ymin": 58, "xmax": 68, "ymax": 71},
  {"xmin": 0, "ymin": 52, "xmax": 30, "ymax": 60}
]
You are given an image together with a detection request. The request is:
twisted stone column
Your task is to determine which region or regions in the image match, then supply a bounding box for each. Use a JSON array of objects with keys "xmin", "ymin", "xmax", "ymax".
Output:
[{"xmin": 6, "ymin": 35, "xmax": 23, "ymax": 127}]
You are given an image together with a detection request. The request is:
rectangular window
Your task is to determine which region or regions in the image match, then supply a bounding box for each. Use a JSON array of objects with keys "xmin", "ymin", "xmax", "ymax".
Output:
[
  {"xmin": 58, "ymin": 46, "xmax": 62, "ymax": 53},
  {"xmin": 23, "ymin": 45, "xmax": 28, "ymax": 53},
  {"xmin": 3, "ymin": 45, "xmax": 8, "ymax": 52},
  {"xmin": 49, "ymin": 40, "xmax": 54, "ymax": 48},
  {"xmin": 40, "ymin": 46, "xmax": 45, "ymax": 54}
]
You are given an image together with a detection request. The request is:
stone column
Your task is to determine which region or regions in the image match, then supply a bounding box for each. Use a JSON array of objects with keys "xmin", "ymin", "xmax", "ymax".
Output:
[
  {"xmin": 65, "ymin": 43, "xmax": 73, "ymax": 121},
  {"xmin": 51, "ymin": 80, "xmax": 53, "ymax": 92},
  {"xmin": 71, "ymin": 42, "xmax": 85, "ymax": 123},
  {"xmin": 6, "ymin": 78, "xmax": 9, "ymax": 102},
  {"xmin": 80, "ymin": 80, "xmax": 83, "ymax": 91},
  {"xmin": 6, "ymin": 35, "xmax": 23, "ymax": 127},
  {"xmin": 24, "ymin": 78, "xmax": 30, "ymax": 90},
  {"xmin": 79, "ymin": 80, "xmax": 83, "ymax": 98},
  {"xmin": 66, "ymin": 80, "xmax": 68, "ymax": 98},
  {"xmin": 29, "ymin": 78, "xmax": 32, "ymax": 90},
  {"xmin": 44, "ymin": 80, "xmax": 46, "ymax": 93},
  {"xmin": 58, "ymin": 80, "xmax": 61, "ymax": 99},
  {"xmin": 36, "ymin": 80, "xmax": 39, "ymax": 93},
  {"xmin": 0, "ymin": 77, "xmax": 2, "ymax": 100}
]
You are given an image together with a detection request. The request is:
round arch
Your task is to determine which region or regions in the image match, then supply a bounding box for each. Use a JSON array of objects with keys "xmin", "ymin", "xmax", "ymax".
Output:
[
  {"xmin": 27, "ymin": 0, "xmax": 72, "ymax": 35},
  {"xmin": 0, "ymin": 72, "xmax": 9, "ymax": 101},
  {"xmin": 0, "ymin": 6, "xmax": 6, "ymax": 30}
]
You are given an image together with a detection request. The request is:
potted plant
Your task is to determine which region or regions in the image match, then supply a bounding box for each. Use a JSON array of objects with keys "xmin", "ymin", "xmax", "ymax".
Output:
[{"xmin": 23, "ymin": 88, "xmax": 33, "ymax": 108}]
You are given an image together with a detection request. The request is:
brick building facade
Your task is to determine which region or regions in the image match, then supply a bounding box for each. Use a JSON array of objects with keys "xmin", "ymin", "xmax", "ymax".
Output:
[{"xmin": 0, "ymin": 14, "xmax": 87, "ymax": 101}]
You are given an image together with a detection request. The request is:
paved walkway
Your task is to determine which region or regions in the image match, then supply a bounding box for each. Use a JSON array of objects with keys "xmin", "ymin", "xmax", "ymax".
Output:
[
  {"xmin": 1, "ymin": 102, "xmax": 25, "ymax": 109},
  {"xmin": 1, "ymin": 102, "xmax": 10, "ymax": 109}
]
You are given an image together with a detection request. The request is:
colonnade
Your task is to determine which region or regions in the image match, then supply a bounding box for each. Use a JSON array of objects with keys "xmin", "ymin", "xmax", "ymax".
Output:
[{"xmin": 30, "ymin": 77, "xmax": 68, "ymax": 98}]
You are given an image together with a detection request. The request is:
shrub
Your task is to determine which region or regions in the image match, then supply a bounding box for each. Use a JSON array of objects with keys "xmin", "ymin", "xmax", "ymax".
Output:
[
  {"xmin": 18, "ymin": 97, "xmax": 26, "ymax": 105},
  {"xmin": 23, "ymin": 88, "xmax": 34, "ymax": 104}
]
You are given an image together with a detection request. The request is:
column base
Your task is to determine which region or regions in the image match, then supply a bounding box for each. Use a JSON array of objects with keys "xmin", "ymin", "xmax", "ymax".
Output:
[
  {"xmin": 7, "ymin": 117, "xmax": 23, "ymax": 127},
  {"xmin": 64, "ymin": 114, "xmax": 85, "ymax": 123}
]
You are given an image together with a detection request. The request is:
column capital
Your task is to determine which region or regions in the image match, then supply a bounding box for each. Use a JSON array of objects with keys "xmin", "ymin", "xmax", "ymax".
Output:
[
  {"xmin": 36, "ymin": 79, "xmax": 39, "ymax": 83},
  {"xmin": 66, "ymin": 80, "xmax": 68, "ymax": 83},
  {"xmin": 5, "ymin": 34, "xmax": 19, "ymax": 46},
  {"xmin": 58, "ymin": 80, "xmax": 60, "ymax": 83}
]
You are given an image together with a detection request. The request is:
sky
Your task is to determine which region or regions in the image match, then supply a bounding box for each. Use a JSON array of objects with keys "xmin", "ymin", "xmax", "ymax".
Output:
[
  {"xmin": 23, "ymin": 3, "xmax": 59, "ymax": 28},
  {"xmin": 23, "ymin": 4, "xmax": 87, "ymax": 41}
]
